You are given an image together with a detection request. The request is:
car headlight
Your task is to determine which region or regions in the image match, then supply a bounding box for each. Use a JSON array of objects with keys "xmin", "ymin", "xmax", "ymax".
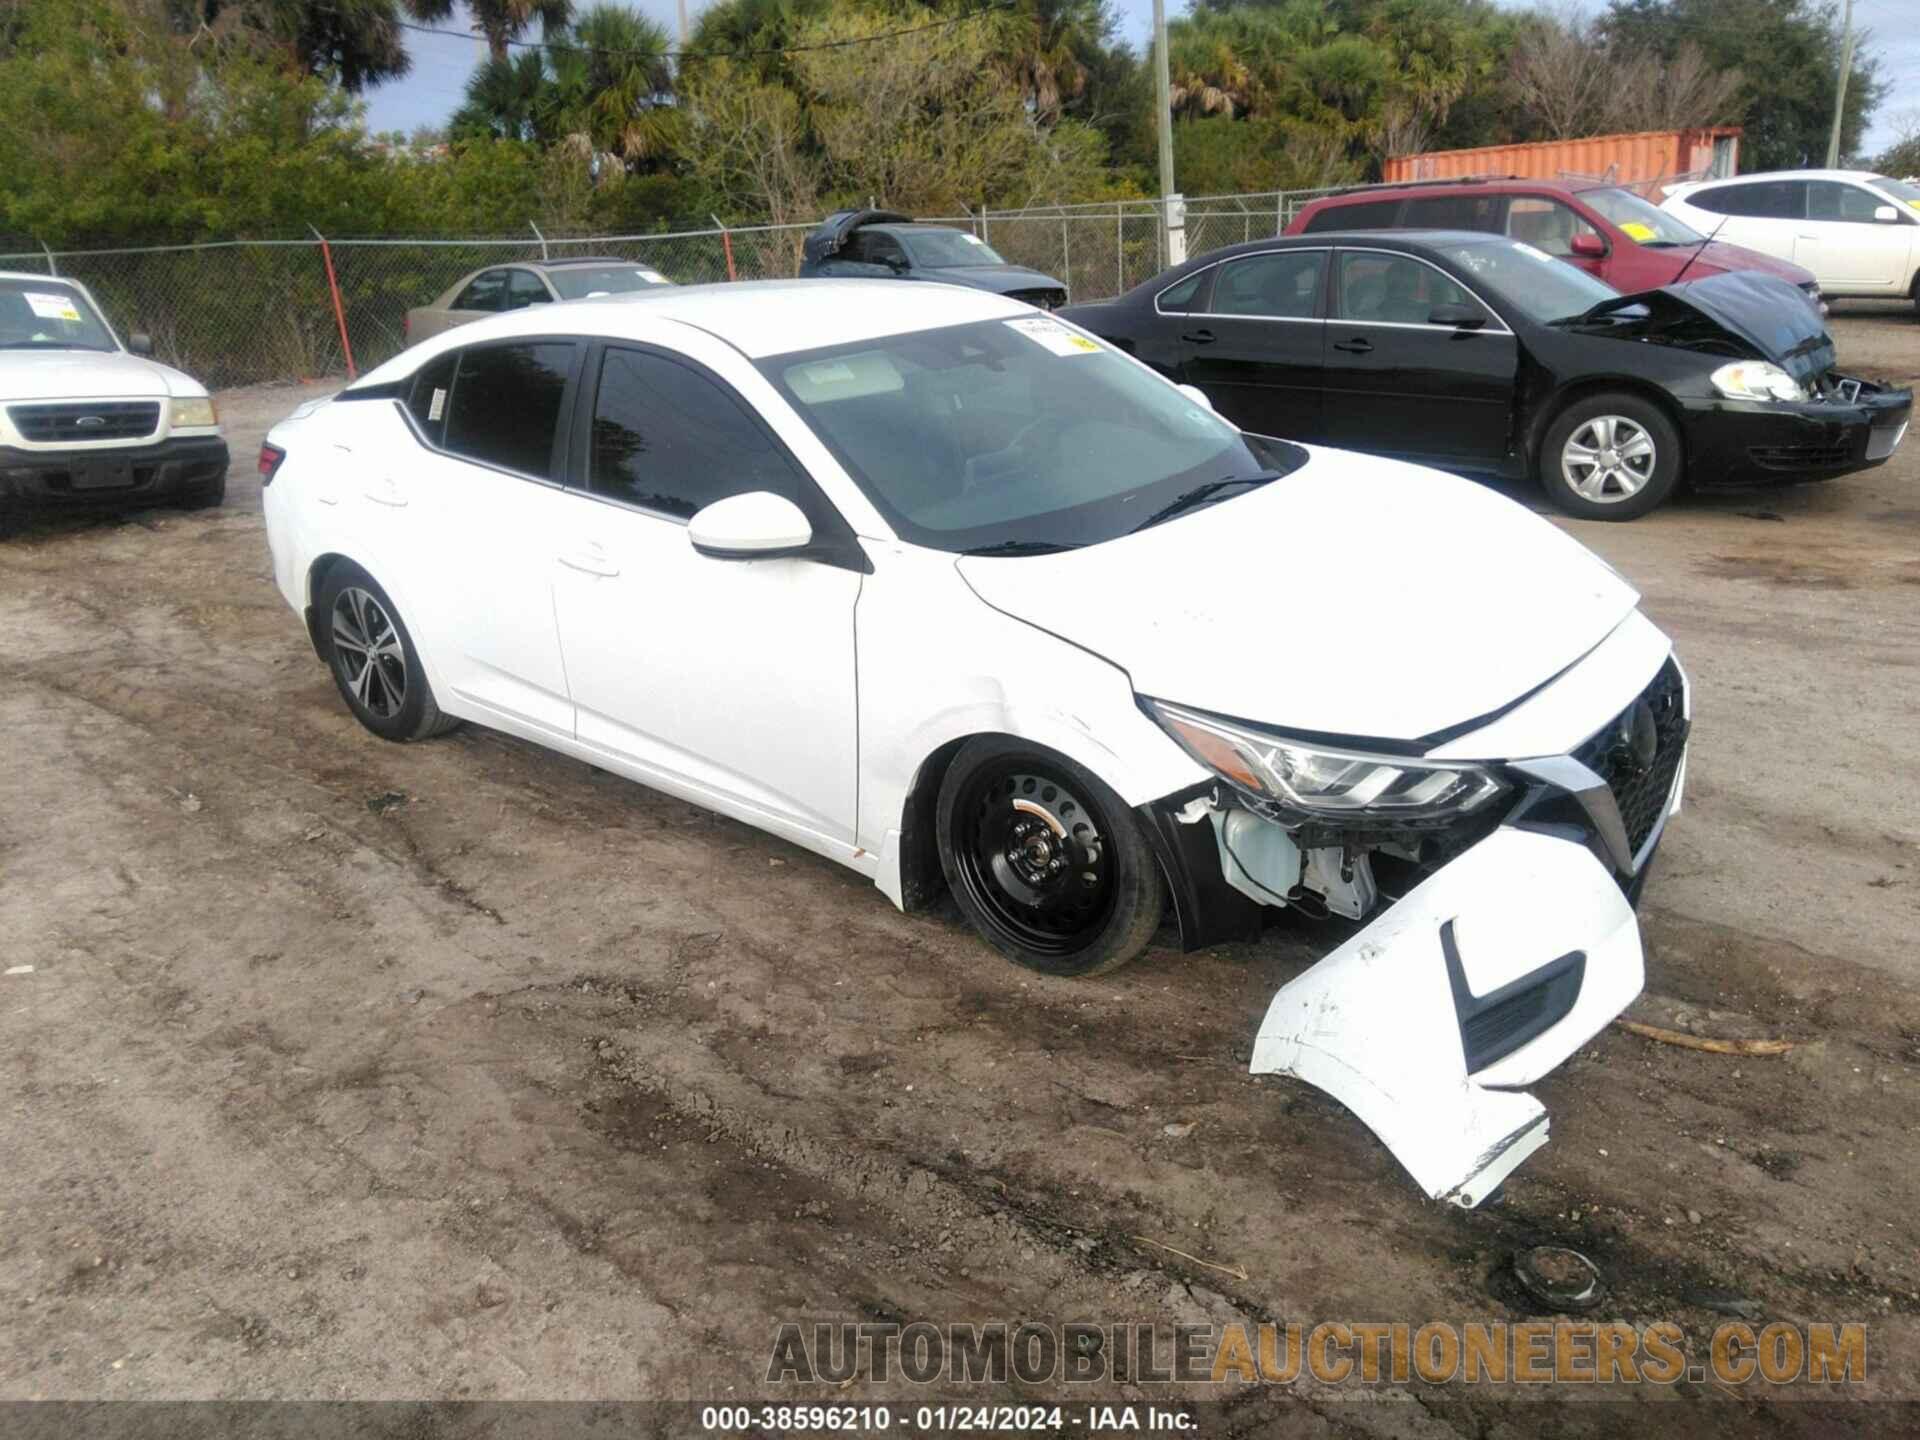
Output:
[
  {"xmin": 170, "ymin": 396, "xmax": 218, "ymax": 428},
  {"xmin": 1710, "ymin": 361, "xmax": 1807, "ymax": 403},
  {"xmin": 1144, "ymin": 699, "xmax": 1508, "ymax": 829}
]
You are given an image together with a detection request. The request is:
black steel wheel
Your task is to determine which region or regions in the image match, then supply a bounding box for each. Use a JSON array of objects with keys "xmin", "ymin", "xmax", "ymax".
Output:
[{"xmin": 935, "ymin": 737, "xmax": 1164, "ymax": 977}]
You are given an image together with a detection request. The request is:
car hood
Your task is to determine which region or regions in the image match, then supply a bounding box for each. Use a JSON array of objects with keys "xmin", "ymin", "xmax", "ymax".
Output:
[
  {"xmin": 923, "ymin": 264, "xmax": 1065, "ymax": 295},
  {"xmin": 1683, "ymin": 239, "xmax": 1814, "ymax": 287},
  {"xmin": 1576, "ymin": 270, "xmax": 1834, "ymax": 383},
  {"xmin": 0, "ymin": 349, "xmax": 201, "ymax": 401},
  {"xmin": 957, "ymin": 449, "xmax": 1639, "ymax": 745}
]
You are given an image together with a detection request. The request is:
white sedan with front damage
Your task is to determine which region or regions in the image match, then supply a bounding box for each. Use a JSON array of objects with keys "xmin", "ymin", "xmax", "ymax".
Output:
[{"xmin": 259, "ymin": 279, "xmax": 1689, "ymax": 1208}]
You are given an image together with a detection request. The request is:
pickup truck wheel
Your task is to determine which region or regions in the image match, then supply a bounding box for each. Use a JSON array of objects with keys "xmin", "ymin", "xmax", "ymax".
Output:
[
  {"xmin": 314, "ymin": 562, "xmax": 459, "ymax": 742},
  {"xmin": 935, "ymin": 737, "xmax": 1164, "ymax": 977},
  {"xmin": 0, "ymin": 498, "xmax": 18, "ymax": 541},
  {"xmin": 1539, "ymin": 394, "xmax": 1682, "ymax": 521},
  {"xmin": 177, "ymin": 475, "xmax": 227, "ymax": 510}
]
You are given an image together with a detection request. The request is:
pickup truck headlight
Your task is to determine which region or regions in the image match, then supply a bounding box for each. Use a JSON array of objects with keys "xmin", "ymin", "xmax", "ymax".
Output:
[
  {"xmin": 1144, "ymin": 699, "xmax": 1508, "ymax": 828},
  {"xmin": 170, "ymin": 396, "xmax": 218, "ymax": 429},
  {"xmin": 1710, "ymin": 361, "xmax": 1807, "ymax": 403}
]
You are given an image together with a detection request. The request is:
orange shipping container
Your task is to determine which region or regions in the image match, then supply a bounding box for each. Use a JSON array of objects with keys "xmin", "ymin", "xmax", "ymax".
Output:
[{"xmin": 1383, "ymin": 128, "xmax": 1741, "ymax": 197}]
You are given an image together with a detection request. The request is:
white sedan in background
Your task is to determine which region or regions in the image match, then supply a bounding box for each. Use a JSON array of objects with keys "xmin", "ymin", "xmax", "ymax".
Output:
[
  {"xmin": 260, "ymin": 280, "xmax": 1690, "ymax": 1208},
  {"xmin": 1662, "ymin": 169, "xmax": 1920, "ymax": 309}
]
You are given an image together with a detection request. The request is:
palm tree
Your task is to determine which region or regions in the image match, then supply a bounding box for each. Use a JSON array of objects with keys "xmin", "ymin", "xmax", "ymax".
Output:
[
  {"xmin": 448, "ymin": 47, "xmax": 551, "ymax": 140},
  {"xmin": 402, "ymin": 0, "xmax": 574, "ymax": 64},
  {"xmin": 557, "ymin": 5, "xmax": 677, "ymax": 161}
]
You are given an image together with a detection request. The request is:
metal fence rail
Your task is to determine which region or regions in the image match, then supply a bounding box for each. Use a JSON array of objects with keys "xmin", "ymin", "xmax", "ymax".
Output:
[{"xmin": 0, "ymin": 187, "xmax": 1356, "ymax": 389}]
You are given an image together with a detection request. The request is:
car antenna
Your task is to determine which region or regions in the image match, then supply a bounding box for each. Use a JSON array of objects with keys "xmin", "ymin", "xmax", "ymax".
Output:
[{"xmin": 1668, "ymin": 215, "xmax": 1728, "ymax": 288}]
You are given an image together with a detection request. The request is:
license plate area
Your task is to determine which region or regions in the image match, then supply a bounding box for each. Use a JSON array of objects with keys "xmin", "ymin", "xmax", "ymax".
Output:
[{"xmin": 70, "ymin": 458, "xmax": 136, "ymax": 490}]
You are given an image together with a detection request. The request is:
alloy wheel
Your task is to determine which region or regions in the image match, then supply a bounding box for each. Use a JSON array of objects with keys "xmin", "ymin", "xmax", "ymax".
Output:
[
  {"xmin": 951, "ymin": 767, "xmax": 1117, "ymax": 957},
  {"xmin": 330, "ymin": 586, "xmax": 407, "ymax": 719},
  {"xmin": 1561, "ymin": 415, "xmax": 1657, "ymax": 502}
]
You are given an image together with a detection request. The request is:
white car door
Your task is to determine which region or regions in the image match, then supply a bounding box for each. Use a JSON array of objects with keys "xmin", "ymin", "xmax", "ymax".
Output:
[
  {"xmin": 1799, "ymin": 180, "xmax": 1912, "ymax": 292},
  {"xmin": 1674, "ymin": 178, "xmax": 1804, "ymax": 268},
  {"xmin": 387, "ymin": 338, "xmax": 580, "ymax": 737},
  {"xmin": 548, "ymin": 342, "xmax": 863, "ymax": 852}
]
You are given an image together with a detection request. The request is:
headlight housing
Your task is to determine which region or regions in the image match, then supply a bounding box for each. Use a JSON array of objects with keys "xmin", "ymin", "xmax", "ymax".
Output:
[
  {"xmin": 1710, "ymin": 361, "xmax": 1807, "ymax": 404},
  {"xmin": 170, "ymin": 396, "xmax": 218, "ymax": 429},
  {"xmin": 1144, "ymin": 699, "xmax": 1508, "ymax": 831}
]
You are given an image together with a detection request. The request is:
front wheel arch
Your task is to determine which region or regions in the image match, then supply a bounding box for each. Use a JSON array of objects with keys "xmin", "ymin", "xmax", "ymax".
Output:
[{"xmin": 1527, "ymin": 378, "xmax": 1688, "ymax": 477}]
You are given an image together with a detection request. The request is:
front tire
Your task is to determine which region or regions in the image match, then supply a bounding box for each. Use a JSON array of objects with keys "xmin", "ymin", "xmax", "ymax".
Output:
[
  {"xmin": 314, "ymin": 563, "xmax": 459, "ymax": 742},
  {"xmin": 1538, "ymin": 393, "xmax": 1682, "ymax": 521},
  {"xmin": 935, "ymin": 737, "xmax": 1165, "ymax": 977}
]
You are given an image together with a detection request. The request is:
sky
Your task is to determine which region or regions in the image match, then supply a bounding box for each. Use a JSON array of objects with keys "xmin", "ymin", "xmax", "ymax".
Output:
[{"xmin": 362, "ymin": 0, "xmax": 1916, "ymax": 159}]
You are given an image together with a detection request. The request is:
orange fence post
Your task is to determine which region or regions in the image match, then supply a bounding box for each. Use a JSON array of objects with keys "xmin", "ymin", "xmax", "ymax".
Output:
[
  {"xmin": 713, "ymin": 215, "xmax": 737, "ymax": 281},
  {"xmin": 309, "ymin": 226, "xmax": 356, "ymax": 380}
]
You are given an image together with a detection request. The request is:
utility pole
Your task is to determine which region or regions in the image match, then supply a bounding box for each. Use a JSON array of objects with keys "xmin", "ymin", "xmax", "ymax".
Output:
[
  {"xmin": 1825, "ymin": 0, "xmax": 1854, "ymax": 167},
  {"xmin": 677, "ymin": 0, "xmax": 689, "ymax": 48},
  {"xmin": 1152, "ymin": 0, "xmax": 1183, "ymax": 263}
]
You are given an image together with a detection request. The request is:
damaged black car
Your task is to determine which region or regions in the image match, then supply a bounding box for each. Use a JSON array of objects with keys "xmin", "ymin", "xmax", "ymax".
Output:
[
  {"xmin": 1059, "ymin": 230, "xmax": 1911, "ymax": 520},
  {"xmin": 799, "ymin": 209, "xmax": 1069, "ymax": 311}
]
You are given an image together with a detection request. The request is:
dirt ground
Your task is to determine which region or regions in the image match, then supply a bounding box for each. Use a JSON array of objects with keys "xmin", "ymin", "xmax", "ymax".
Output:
[{"xmin": 2, "ymin": 303, "xmax": 1917, "ymax": 1432}]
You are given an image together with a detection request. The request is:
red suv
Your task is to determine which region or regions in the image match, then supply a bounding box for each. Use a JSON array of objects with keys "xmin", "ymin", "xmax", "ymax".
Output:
[{"xmin": 1287, "ymin": 178, "xmax": 1822, "ymax": 308}]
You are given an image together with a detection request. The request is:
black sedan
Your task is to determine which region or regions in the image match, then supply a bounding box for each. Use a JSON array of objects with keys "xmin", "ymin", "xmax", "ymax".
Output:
[
  {"xmin": 1061, "ymin": 231, "xmax": 1910, "ymax": 519},
  {"xmin": 800, "ymin": 209, "xmax": 1069, "ymax": 310}
]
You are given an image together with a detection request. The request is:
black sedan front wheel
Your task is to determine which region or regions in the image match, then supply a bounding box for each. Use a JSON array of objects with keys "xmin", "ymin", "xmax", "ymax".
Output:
[
  {"xmin": 1539, "ymin": 393, "xmax": 1682, "ymax": 521},
  {"xmin": 935, "ymin": 737, "xmax": 1165, "ymax": 977}
]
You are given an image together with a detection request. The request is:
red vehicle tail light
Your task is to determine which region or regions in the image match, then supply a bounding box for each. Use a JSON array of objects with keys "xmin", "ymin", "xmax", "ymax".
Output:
[{"xmin": 259, "ymin": 443, "xmax": 287, "ymax": 484}]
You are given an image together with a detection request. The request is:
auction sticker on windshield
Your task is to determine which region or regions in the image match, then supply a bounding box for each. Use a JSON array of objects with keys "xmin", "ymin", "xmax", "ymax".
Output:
[
  {"xmin": 25, "ymin": 292, "xmax": 83, "ymax": 322},
  {"xmin": 1006, "ymin": 316, "xmax": 1098, "ymax": 356}
]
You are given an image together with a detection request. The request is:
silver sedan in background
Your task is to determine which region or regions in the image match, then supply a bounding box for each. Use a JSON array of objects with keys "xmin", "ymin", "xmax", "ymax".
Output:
[{"xmin": 403, "ymin": 257, "xmax": 672, "ymax": 344}]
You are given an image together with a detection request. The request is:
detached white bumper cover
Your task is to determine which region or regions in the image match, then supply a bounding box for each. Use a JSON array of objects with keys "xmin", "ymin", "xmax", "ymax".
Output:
[{"xmin": 1249, "ymin": 828, "xmax": 1643, "ymax": 1208}]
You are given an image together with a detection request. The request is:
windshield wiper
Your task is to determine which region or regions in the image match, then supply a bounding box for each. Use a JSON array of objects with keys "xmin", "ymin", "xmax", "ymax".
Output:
[
  {"xmin": 1129, "ymin": 471, "xmax": 1281, "ymax": 534},
  {"xmin": 959, "ymin": 539, "xmax": 1082, "ymax": 557}
]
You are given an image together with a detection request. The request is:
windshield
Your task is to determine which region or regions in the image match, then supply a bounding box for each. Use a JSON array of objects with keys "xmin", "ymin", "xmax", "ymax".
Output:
[
  {"xmin": 1431, "ymin": 237, "xmax": 1620, "ymax": 324},
  {"xmin": 1580, "ymin": 187, "xmax": 1704, "ymax": 246},
  {"xmin": 0, "ymin": 278, "xmax": 116, "ymax": 351},
  {"xmin": 547, "ymin": 265, "xmax": 670, "ymax": 299},
  {"xmin": 899, "ymin": 230, "xmax": 1008, "ymax": 269},
  {"xmin": 1869, "ymin": 176, "xmax": 1920, "ymax": 209},
  {"xmin": 760, "ymin": 316, "xmax": 1301, "ymax": 553}
]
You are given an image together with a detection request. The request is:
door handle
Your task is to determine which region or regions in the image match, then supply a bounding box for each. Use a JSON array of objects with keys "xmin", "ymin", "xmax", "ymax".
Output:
[
  {"xmin": 1180, "ymin": 328, "xmax": 1217, "ymax": 345},
  {"xmin": 1332, "ymin": 337, "xmax": 1374, "ymax": 354},
  {"xmin": 557, "ymin": 547, "xmax": 620, "ymax": 577},
  {"xmin": 363, "ymin": 477, "xmax": 407, "ymax": 507}
]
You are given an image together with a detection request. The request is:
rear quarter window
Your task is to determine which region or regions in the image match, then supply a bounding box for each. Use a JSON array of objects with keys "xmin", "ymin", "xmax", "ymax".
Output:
[{"xmin": 1302, "ymin": 199, "xmax": 1403, "ymax": 233}]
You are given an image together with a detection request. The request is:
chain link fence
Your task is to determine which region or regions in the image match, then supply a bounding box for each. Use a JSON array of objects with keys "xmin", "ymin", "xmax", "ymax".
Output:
[{"xmin": 0, "ymin": 187, "xmax": 1357, "ymax": 390}]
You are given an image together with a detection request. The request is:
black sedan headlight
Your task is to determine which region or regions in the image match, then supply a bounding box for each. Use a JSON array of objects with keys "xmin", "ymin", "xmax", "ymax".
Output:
[{"xmin": 1144, "ymin": 699, "xmax": 1509, "ymax": 830}]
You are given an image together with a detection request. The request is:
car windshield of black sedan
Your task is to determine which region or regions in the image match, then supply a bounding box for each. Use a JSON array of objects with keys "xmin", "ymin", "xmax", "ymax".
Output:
[
  {"xmin": 1433, "ymin": 237, "xmax": 1621, "ymax": 324},
  {"xmin": 762, "ymin": 317, "xmax": 1300, "ymax": 553},
  {"xmin": 899, "ymin": 230, "xmax": 1008, "ymax": 269},
  {"xmin": 1580, "ymin": 187, "xmax": 1704, "ymax": 246},
  {"xmin": 0, "ymin": 278, "xmax": 116, "ymax": 351}
]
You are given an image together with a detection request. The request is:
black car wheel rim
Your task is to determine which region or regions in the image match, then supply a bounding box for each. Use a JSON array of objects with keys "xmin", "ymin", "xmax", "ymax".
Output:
[
  {"xmin": 331, "ymin": 587, "xmax": 407, "ymax": 719},
  {"xmin": 952, "ymin": 767, "xmax": 1116, "ymax": 956}
]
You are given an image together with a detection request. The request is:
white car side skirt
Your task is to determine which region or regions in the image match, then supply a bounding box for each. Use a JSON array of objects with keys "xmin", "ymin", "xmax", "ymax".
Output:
[{"xmin": 1249, "ymin": 827, "xmax": 1644, "ymax": 1208}]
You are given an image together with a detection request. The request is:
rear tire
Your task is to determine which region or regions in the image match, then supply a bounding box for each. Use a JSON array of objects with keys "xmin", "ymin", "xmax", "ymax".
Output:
[
  {"xmin": 314, "ymin": 562, "xmax": 459, "ymax": 742},
  {"xmin": 1538, "ymin": 393, "xmax": 1682, "ymax": 521},
  {"xmin": 934, "ymin": 736, "xmax": 1164, "ymax": 977}
]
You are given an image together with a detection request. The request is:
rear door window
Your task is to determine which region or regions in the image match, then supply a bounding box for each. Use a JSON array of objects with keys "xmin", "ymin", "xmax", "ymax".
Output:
[
  {"xmin": 443, "ymin": 342, "xmax": 578, "ymax": 479},
  {"xmin": 1155, "ymin": 268, "xmax": 1212, "ymax": 313},
  {"xmin": 1208, "ymin": 251, "xmax": 1324, "ymax": 318},
  {"xmin": 454, "ymin": 270, "xmax": 509, "ymax": 312},
  {"xmin": 1302, "ymin": 199, "xmax": 1403, "ymax": 233}
]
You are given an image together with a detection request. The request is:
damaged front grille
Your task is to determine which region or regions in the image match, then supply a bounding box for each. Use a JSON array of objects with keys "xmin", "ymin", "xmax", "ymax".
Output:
[{"xmin": 1573, "ymin": 658, "xmax": 1689, "ymax": 864}]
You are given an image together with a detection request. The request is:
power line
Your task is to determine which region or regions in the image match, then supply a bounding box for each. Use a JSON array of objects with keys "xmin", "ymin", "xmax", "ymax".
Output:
[{"xmin": 347, "ymin": 0, "xmax": 1016, "ymax": 64}]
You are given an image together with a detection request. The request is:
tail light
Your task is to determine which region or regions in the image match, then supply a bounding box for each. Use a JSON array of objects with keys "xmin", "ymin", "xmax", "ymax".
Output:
[{"xmin": 259, "ymin": 443, "xmax": 287, "ymax": 485}]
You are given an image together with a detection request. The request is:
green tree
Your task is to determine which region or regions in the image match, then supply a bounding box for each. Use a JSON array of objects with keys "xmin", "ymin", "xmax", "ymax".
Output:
[{"xmin": 403, "ymin": 0, "xmax": 573, "ymax": 63}]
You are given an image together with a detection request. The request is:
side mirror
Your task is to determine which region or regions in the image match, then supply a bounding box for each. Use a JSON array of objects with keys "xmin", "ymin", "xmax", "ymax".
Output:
[
  {"xmin": 1176, "ymin": 383, "xmax": 1214, "ymax": 412},
  {"xmin": 1429, "ymin": 304, "xmax": 1486, "ymax": 330},
  {"xmin": 1873, "ymin": 204, "xmax": 1900, "ymax": 224},
  {"xmin": 688, "ymin": 491, "xmax": 813, "ymax": 560},
  {"xmin": 1569, "ymin": 232, "xmax": 1607, "ymax": 258},
  {"xmin": 127, "ymin": 332, "xmax": 154, "ymax": 356}
]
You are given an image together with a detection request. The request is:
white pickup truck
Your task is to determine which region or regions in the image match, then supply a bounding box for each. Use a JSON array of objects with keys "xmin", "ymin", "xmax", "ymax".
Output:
[{"xmin": 0, "ymin": 271, "xmax": 228, "ymax": 538}]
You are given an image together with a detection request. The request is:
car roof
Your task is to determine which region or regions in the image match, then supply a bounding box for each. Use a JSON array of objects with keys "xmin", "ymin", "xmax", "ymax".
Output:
[
  {"xmin": 399, "ymin": 279, "xmax": 1032, "ymax": 364},
  {"xmin": 1311, "ymin": 177, "xmax": 1599, "ymax": 205},
  {"xmin": 0, "ymin": 270, "xmax": 86, "ymax": 284},
  {"xmin": 534, "ymin": 256, "xmax": 639, "ymax": 268},
  {"xmin": 1675, "ymin": 169, "xmax": 1892, "ymax": 187},
  {"xmin": 1189, "ymin": 229, "xmax": 1496, "ymax": 260}
]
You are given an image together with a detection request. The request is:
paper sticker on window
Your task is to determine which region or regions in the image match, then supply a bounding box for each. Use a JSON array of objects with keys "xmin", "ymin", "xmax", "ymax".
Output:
[
  {"xmin": 1005, "ymin": 316, "xmax": 1099, "ymax": 356},
  {"xmin": 25, "ymin": 292, "xmax": 82, "ymax": 323},
  {"xmin": 428, "ymin": 388, "xmax": 446, "ymax": 422},
  {"xmin": 785, "ymin": 351, "xmax": 903, "ymax": 404},
  {"xmin": 1618, "ymin": 221, "xmax": 1656, "ymax": 242}
]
